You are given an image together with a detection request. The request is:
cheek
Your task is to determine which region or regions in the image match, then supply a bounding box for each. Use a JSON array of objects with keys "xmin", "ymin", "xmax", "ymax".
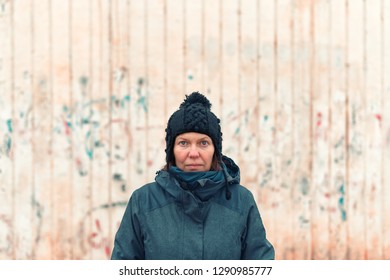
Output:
[
  {"xmin": 173, "ymin": 148, "xmax": 186, "ymax": 163},
  {"xmin": 205, "ymin": 149, "xmax": 215, "ymax": 164}
]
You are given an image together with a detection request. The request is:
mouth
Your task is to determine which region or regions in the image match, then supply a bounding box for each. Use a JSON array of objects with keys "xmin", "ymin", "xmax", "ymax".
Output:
[{"xmin": 185, "ymin": 164, "xmax": 204, "ymax": 170}]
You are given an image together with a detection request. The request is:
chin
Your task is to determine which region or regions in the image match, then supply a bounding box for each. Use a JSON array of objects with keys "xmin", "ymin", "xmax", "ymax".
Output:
[{"xmin": 185, "ymin": 166, "xmax": 210, "ymax": 172}]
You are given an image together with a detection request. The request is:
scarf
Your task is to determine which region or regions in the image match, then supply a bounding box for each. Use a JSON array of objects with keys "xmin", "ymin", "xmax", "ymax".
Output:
[{"xmin": 168, "ymin": 166, "xmax": 225, "ymax": 191}]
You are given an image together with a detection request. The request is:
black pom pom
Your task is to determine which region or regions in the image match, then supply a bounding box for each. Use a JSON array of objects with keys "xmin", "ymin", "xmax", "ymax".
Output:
[{"xmin": 179, "ymin": 92, "xmax": 212, "ymax": 110}]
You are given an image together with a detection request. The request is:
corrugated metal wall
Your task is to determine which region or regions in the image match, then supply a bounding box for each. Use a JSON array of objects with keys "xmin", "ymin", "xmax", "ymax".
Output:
[{"xmin": 0, "ymin": 0, "xmax": 389, "ymax": 260}]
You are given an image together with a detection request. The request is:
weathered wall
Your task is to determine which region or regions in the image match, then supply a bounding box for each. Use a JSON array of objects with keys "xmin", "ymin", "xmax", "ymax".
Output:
[{"xmin": 0, "ymin": 0, "xmax": 389, "ymax": 260}]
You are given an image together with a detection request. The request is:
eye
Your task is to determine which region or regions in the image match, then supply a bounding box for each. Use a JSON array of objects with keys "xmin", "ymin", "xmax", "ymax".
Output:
[
  {"xmin": 177, "ymin": 140, "xmax": 188, "ymax": 146},
  {"xmin": 200, "ymin": 140, "xmax": 209, "ymax": 146}
]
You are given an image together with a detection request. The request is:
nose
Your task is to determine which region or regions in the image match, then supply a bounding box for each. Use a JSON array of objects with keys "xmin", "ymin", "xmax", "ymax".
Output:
[{"xmin": 188, "ymin": 146, "xmax": 200, "ymax": 158}]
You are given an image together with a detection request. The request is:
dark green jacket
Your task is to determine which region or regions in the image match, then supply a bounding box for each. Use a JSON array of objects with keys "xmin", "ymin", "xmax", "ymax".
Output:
[{"xmin": 111, "ymin": 156, "xmax": 275, "ymax": 260}]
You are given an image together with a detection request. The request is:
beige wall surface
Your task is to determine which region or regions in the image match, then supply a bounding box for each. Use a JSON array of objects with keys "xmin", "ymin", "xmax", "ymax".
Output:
[{"xmin": 0, "ymin": 0, "xmax": 389, "ymax": 260}]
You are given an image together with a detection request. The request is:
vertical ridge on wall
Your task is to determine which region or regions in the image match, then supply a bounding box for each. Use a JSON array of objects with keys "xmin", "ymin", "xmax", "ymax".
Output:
[
  {"xmin": 275, "ymin": 0, "xmax": 294, "ymax": 260},
  {"xmin": 329, "ymin": 0, "xmax": 348, "ymax": 260},
  {"xmin": 383, "ymin": 0, "xmax": 390, "ymax": 260},
  {"xmin": 344, "ymin": 0, "xmax": 350, "ymax": 260},
  {"xmin": 146, "ymin": 0, "xmax": 165, "ymax": 178},
  {"xmin": 129, "ymin": 0, "xmax": 148, "ymax": 192},
  {"xmin": 365, "ymin": 0, "xmax": 383, "ymax": 260},
  {"xmin": 0, "ymin": 0, "xmax": 14, "ymax": 260},
  {"xmin": 184, "ymin": 0, "xmax": 202, "ymax": 94},
  {"xmin": 221, "ymin": 0, "xmax": 239, "ymax": 173},
  {"xmin": 291, "ymin": 0, "xmax": 312, "ymax": 259},
  {"xmin": 107, "ymin": 0, "xmax": 113, "ymax": 258},
  {"xmin": 109, "ymin": 0, "xmax": 132, "ymax": 260},
  {"xmin": 346, "ymin": 0, "xmax": 365, "ymax": 260},
  {"xmin": 203, "ymin": 0, "xmax": 221, "ymax": 116},
  {"xmin": 165, "ymin": 0, "xmax": 184, "ymax": 126},
  {"xmin": 71, "ymin": 0, "xmax": 94, "ymax": 259},
  {"xmin": 89, "ymin": 0, "xmax": 111, "ymax": 260},
  {"xmin": 312, "ymin": 0, "xmax": 331, "ymax": 260},
  {"xmin": 51, "ymin": 0, "xmax": 72, "ymax": 259},
  {"xmin": 48, "ymin": 0, "xmax": 55, "ymax": 260},
  {"xmin": 68, "ymin": 0, "xmax": 75, "ymax": 259},
  {"xmin": 12, "ymin": 0, "xmax": 35, "ymax": 259},
  {"xmin": 257, "ymin": 0, "xmax": 276, "ymax": 257},
  {"xmin": 239, "ymin": 0, "xmax": 258, "ymax": 197},
  {"xmin": 31, "ymin": 0, "xmax": 53, "ymax": 259}
]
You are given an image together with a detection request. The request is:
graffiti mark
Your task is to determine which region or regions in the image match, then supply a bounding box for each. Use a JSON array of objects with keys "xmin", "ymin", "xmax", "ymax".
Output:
[
  {"xmin": 87, "ymin": 219, "xmax": 111, "ymax": 258},
  {"xmin": 53, "ymin": 83, "xmax": 132, "ymax": 170},
  {"xmin": 111, "ymin": 94, "xmax": 131, "ymax": 109},
  {"xmin": 300, "ymin": 177, "xmax": 310, "ymax": 195},
  {"xmin": 92, "ymin": 201, "xmax": 127, "ymax": 212},
  {"xmin": 260, "ymin": 161, "xmax": 273, "ymax": 187},
  {"xmin": 338, "ymin": 184, "xmax": 347, "ymax": 221},
  {"xmin": 79, "ymin": 76, "xmax": 88, "ymax": 88},
  {"xmin": 114, "ymin": 66, "xmax": 128, "ymax": 83},
  {"xmin": 113, "ymin": 173, "xmax": 127, "ymax": 192},
  {"xmin": 76, "ymin": 157, "xmax": 88, "ymax": 176},
  {"xmin": 136, "ymin": 78, "xmax": 148, "ymax": 112},
  {"xmin": 316, "ymin": 112, "xmax": 322, "ymax": 127},
  {"xmin": 31, "ymin": 194, "xmax": 44, "ymax": 246},
  {"xmin": 6, "ymin": 119, "xmax": 12, "ymax": 133},
  {"xmin": 299, "ymin": 215, "xmax": 310, "ymax": 228},
  {"xmin": 2, "ymin": 134, "xmax": 12, "ymax": 157},
  {"xmin": 349, "ymin": 133, "xmax": 363, "ymax": 156},
  {"xmin": 85, "ymin": 130, "xmax": 94, "ymax": 160},
  {"xmin": 374, "ymin": 114, "xmax": 382, "ymax": 125},
  {"xmin": 80, "ymin": 201, "xmax": 127, "ymax": 259},
  {"xmin": 63, "ymin": 119, "xmax": 72, "ymax": 136},
  {"xmin": 333, "ymin": 136, "xmax": 345, "ymax": 164}
]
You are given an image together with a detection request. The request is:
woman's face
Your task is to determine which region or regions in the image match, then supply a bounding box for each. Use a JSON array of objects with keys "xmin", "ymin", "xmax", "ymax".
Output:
[{"xmin": 173, "ymin": 132, "xmax": 215, "ymax": 172}]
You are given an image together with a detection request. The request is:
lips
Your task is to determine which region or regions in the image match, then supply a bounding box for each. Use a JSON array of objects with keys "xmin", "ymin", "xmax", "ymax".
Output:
[{"xmin": 185, "ymin": 164, "xmax": 203, "ymax": 170}]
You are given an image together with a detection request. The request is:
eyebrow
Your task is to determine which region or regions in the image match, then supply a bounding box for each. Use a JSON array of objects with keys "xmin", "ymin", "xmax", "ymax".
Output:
[{"xmin": 175, "ymin": 136, "xmax": 211, "ymax": 142}]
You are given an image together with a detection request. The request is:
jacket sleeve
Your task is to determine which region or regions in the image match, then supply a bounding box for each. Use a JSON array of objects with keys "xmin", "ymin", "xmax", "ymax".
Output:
[
  {"xmin": 241, "ymin": 196, "xmax": 275, "ymax": 260},
  {"xmin": 111, "ymin": 192, "xmax": 145, "ymax": 260}
]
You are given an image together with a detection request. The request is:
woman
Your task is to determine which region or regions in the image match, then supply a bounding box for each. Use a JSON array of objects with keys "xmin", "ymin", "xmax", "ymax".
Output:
[{"xmin": 111, "ymin": 92, "xmax": 275, "ymax": 260}]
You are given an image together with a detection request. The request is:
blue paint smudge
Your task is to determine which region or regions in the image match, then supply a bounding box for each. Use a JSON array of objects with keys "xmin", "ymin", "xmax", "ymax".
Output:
[
  {"xmin": 338, "ymin": 184, "xmax": 347, "ymax": 221},
  {"xmin": 113, "ymin": 173, "xmax": 123, "ymax": 181},
  {"xmin": 137, "ymin": 96, "xmax": 148, "ymax": 112},
  {"xmin": 79, "ymin": 76, "xmax": 89, "ymax": 87},
  {"xmin": 135, "ymin": 78, "xmax": 148, "ymax": 112},
  {"xmin": 300, "ymin": 177, "xmax": 309, "ymax": 195},
  {"xmin": 122, "ymin": 95, "xmax": 130, "ymax": 107},
  {"xmin": 6, "ymin": 119, "xmax": 12, "ymax": 133},
  {"xmin": 31, "ymin": 195, "xmax": 44, "ymax": 219},
  {"xmin": 85, "ymin": 130, "xmax": 94, "ymax": 160},
  {"xmin": 5, "ymin": 135, "xmax": 12, "ymax": 156}
]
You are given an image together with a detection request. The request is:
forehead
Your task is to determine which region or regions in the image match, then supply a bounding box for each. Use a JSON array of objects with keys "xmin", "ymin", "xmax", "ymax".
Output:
[{"xmin": 175, "ymin": 132, "xmax": 211, "ymax": 140}]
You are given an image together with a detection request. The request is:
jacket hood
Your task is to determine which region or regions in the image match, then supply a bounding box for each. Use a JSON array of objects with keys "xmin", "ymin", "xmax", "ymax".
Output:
[{"xmin": 220, "ymin": 155, "xmax": 240, "ymax": 185}]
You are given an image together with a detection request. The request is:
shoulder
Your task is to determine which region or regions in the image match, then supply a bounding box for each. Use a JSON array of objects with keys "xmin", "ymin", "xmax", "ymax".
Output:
[
  {"xmin": 129, "ymin": 182, "xmax": 175, "ymax": 213},
  {"xmin": 230, "ymin": 184, "xmax": 257, "ymax": 203},
  {"xmin": 132, "ymin": 182, "xmax": 161, "ymax": 196},
  {"xmin": 213, "ymin": 184, "xmax": 257, "ymax": 214}
]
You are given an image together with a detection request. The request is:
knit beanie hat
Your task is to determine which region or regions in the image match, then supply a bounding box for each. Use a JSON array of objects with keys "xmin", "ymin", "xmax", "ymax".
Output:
[{"xmin": 165, "ymin": 92, "xmax": 223, "ymax": 165}]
